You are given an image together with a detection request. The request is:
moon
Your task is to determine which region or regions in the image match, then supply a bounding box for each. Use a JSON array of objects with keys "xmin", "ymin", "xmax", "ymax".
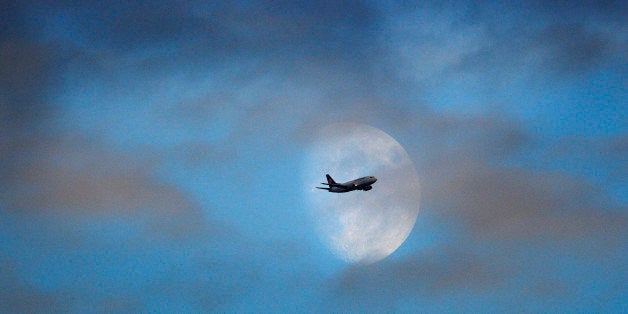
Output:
[{"xmin": 304, "ymin": 123, "xmax": 420, "ymax": 264}]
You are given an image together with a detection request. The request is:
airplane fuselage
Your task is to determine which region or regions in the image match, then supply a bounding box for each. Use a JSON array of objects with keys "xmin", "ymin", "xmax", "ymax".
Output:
[{"xmin": 317, "ymin": 174, "xmax": 377, "ymax": 193}]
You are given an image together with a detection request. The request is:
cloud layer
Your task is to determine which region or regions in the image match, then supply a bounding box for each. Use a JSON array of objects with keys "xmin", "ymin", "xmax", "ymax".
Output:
[{"xmin": 1, "ymin": 0, "xmax": 625, "ymax": 311}]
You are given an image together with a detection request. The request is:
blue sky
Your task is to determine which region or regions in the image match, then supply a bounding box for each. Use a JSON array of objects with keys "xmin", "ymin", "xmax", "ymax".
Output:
[{"xmin": 1, "ymin": 0, "xmax": 626, "ymax": 312}]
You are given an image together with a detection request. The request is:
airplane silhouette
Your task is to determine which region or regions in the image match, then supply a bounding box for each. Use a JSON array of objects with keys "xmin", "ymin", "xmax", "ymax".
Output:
[{"xmin": 316, "ymin": 174, "xmax": 377, "ymax": 193}]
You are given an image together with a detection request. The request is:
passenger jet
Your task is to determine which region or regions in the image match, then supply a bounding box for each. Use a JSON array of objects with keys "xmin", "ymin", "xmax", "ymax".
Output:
[{"xmin": 316, "ymin": 174, "xmax": 377, "ymax": 193}]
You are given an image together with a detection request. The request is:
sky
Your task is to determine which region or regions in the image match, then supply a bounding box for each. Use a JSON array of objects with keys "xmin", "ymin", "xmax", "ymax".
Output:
[{"xmin": 1, "ymin": 0, "xmax": 626, "ymax": 312}]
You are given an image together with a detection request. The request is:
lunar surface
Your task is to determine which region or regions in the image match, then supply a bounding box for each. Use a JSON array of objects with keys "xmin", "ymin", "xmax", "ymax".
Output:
[{"xmin": 304, "ymin": 123, "xmax": 420, "ymax": 264}]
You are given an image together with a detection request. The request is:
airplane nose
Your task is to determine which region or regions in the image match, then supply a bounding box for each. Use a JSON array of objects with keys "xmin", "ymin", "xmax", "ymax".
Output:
[{"xmin": 373, "ymin": 177, "xmax": 377, "ymax": 182}]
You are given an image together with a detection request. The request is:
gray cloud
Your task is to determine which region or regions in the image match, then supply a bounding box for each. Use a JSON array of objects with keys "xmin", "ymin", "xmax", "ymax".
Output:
[
  {"xmin": 0, "ymin": 40, "xmax": 62, "ymax": 131},
  {"xmin": 453, "ymin": 22, "xmax": 620, "ymax": 78},
  {"xmin": 324, "ymin": 247, "xmax": 509, "ymax": 312},
  {"xmin": 0, "ymin": 261, "xmax": 68, "ymax": 313},
  {"xmin": 385, "ymin": 0, "xmax": 625, "ymax": 105},
  {"xmin": 433, "ymin": 162, "xmax": 626, "ymax": 242},
  {"xmin": 536, "ymin": 24, "xmax": 616, "ymax": 75},
  {"xmin": 0, "ymin": 131, "xmax": 259, "ymax": 309},
  {"xmin": 25, "ymin": 0, "xmax": 382, "ymax": 63},
  {"xmin": 4, "ymin": 135, "xmax": 191, "ymax": 213}
]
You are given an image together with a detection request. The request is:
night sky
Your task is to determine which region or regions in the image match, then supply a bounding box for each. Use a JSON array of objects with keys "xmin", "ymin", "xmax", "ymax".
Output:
[{"xmin": 1, "ymin": 1, "xmax": 626, "ymax": 312}]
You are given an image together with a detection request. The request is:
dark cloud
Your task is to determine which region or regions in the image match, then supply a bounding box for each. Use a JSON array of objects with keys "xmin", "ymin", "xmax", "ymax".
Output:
[
  {"xmin": 434, "ymin": 164, "xmax": 626, "ymax": 242},
  {"xmin": 386, "ymin": 0, "xmax": 625, "ymax": 100},
  {"xmin": 0, "ymin": 130, "xmax": 256, "ymax": 309},
  {"xmin": 168, "ymin": 141, "xmax": 238, "ymax": 168},
  {"xmin": 25, "ymin": 1, "xmax": 381, "ymax": 63},
  {"xmin": 0, "ymin": 261, "xmax": 68, "ymax": 313},
  {"xmin": 1, "ymin": 133, "xmax": 221, "ymax": 241},
  {"xmin": 0, "ymin": 2, "xmax": 75, "ymax": 134},
  {"xmin": 0, "ymin": 40, "xmax": 62, "ymax": 131},
  {"xmin": 536, "ymin": 24, "xmax": 615, "ymax": 75},
  {"xmin": 527, "ymin": 0, "xmax": 627, "ymax": 24},
  {"xmin": 450, "ymin": 21, "xmax": 620, "ymax": 81},
  {"xmin": 324, "ymin": 246, "xmax": 508, "ymax": 312}
]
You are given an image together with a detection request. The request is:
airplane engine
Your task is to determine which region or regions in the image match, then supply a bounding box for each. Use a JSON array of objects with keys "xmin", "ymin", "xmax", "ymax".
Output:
[{"xmin": 363, "ymin": 186, "xmax": 372, "ymax": 191}]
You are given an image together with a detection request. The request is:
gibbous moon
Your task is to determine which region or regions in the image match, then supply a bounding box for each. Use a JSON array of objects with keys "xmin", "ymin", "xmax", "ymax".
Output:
[{"xmin": 304, "ymin": 123, "xmax": 420, "ymax": 264}]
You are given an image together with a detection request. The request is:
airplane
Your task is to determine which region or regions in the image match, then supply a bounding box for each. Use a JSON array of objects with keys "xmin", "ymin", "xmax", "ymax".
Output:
[{"xmin": 316, "ymin": 174, "xmax": 377, "ymax": 193}]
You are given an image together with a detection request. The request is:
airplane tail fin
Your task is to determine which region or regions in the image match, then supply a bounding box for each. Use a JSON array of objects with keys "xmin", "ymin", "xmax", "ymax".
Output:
[{"xmin": 326, "ymin": 174, "xmax": 336, "ymax": 185}]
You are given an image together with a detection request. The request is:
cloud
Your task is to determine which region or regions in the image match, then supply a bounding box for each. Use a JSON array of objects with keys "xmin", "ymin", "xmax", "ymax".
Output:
[
  {"xmin": 535, "ymin": 24, "xmax": 616, "ymax": 75},
  {"xmin": 24, "ymin": 0, "xmax": 381, "ymax": 62},
  {"xmin": 323, "ymin": 109, "xmax": 626, "ymax": 311},
  {"xmin": 0, "ymin": 130, "xmax": 261, "ymax": 310},
  {"xmin": 1, "ymin": 1, "xmax": 625, "ymax": 311},
  {"xmin": 384, "ymin": 0, "xmax": 625, "ymax": 108},
  {"xmin": 0, "ymin": 40, "xmax": 62, "ymax": 131},
  {"xmin": 324, "ymin": 246, "xmax": 509, "ymax": 312},
  {"xmin": 0, "ymin": 261, "xmax": 67, "ymax": 313},
  {"xmin": 434, "ymin": 162, "xmax": 626, "ymax": 242}
]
